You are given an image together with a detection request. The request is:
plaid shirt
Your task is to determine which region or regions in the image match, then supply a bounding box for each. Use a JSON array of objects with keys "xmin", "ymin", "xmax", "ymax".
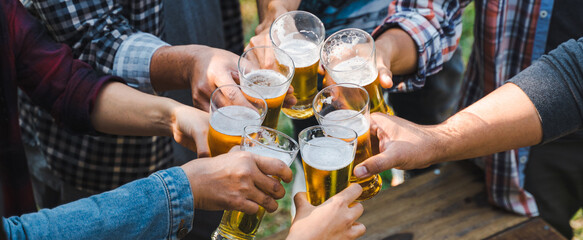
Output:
[
  {"xmin": 373, "ymin": 0, "xmax": 559, "ymax": 216},
  {"xmin": 18, "ymin": 0, "xmax": 173, "ymax": 193}
]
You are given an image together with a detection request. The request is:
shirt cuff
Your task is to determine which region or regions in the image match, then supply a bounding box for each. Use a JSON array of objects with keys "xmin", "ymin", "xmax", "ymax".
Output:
[
  {"xmin": 372, "ymin": 13, "xmax": 443, "ymax": 92},
  {"xmin": 113, "ymin": 32, "xmax": 170, "ymax": 94},
  {"xmin": 153, "ymin": 167, "xmax": 195, "ymax": 239}
]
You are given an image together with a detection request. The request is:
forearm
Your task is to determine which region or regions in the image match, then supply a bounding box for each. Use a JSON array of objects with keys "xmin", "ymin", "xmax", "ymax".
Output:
[
  {"xmin": 3, "ymin": 167, "xmax": 194, "ymax": 239},
  {"xmin": 376, "ymin": 28, "xmax": 418, "ymax": 75},
  {"xmin": 256, "ymin": 0, "xmax": 300, "ymax": 33},
  {"xmin": 434, "ymin": 83, "xmax": 542, "ymax": 162},
  {"xmin": 150, "ymin": 45, "xmax": 200, "ymax": 92},
  {"xmin": 90, "ymin": 82, "xmax": 183, "ymax": 136}
]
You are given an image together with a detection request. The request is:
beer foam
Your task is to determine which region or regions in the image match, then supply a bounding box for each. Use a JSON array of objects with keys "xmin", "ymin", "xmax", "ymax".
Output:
[
  {"xmin": 320, "ymin": 110, "xmax": 369, "ymax": 136},
  {"xmin": 211, "ymin": 105, "xmax": 262, "ymax": 136},
  {"xmin": 301, "ymin": 137, "xmax": 354, "ymax": 171},
  {"xmin": 278, "ymin": 39, "xmax": 320, "ymax": 68},
  {"xmin": 245, "ymin": 145, "xmax": 294, "ymax": 166},
  {"xmin": 331, "ymin": 57, "xmax": 377, "ymax": 86},
  {"xmin": 242, "ymin": 70, "xmax": 289, "ymax": 99}
]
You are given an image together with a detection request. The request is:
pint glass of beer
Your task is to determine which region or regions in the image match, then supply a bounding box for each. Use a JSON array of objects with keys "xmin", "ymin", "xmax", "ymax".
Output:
[
  {"xmin": 238, "ymin": 46, "xmax": 294, "ymax": 129},
  {"xmin": 270, "ymin": 11, "xmax": 325, "ymax": 119},
  {"xmin": 208, "ymin": 84, "xmax": 267, "ymax": 157},
  {"xmin": 313, "ymin": 83, "xmax": 381, "ymax": 201},
  {"xmin": 320, "ymin": 28, "xmax": 391, "ymax": 114},
  {"xmin": 299, "ymin": 125, "xmax": 357, "ymax": 206},
  {"xmin": 212, "ymin": 126, "xmax": 299, "ymax": 240}
]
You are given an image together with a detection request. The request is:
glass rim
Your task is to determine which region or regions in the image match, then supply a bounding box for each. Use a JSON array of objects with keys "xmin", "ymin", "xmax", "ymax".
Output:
[
  {"xmin": 298, "ymin": 124, "xmax": 358, "ymax": 147},
  {"xmin": 320, "ymin": 28, "xmax": 376, "ymax": 74},
  {"xmin": 313, "ymin": 83, "xmax": 370, "ymax": 122},
  {"xmin": 269, "ymin": 10, "xmax": 326, "ymax": 47},
  {"xmin": 238, "ymin": 45, "xmax": 295, "ymax": 88},
  {"xmin": 210, "ymin": 84, "xmax": 268, "ymax": 122},
  {"xmin": 242, "ymin": 125, "xmax": 299, "ymax": 157}
]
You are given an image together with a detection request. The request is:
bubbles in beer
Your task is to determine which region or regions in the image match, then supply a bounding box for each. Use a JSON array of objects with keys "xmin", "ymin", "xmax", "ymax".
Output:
[
  {"xmin": 301, "ymin": 137, "xmax": 354, "ymax": 171},
  {"xmin": 211, "ymin": 105, "xmax": 262, "ymax": 136}
]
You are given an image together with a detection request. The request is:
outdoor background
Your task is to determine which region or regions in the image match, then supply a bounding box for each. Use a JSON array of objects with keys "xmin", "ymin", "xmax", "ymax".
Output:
[{"xmin": 239, "ymin": 1, "xmax": 583, "ymax": 239}]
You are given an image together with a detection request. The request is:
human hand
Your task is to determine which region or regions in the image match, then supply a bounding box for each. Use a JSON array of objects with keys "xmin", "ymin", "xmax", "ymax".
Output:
[
  {"xmin": 287, "ymin": 184, "xmax": 366, "ymax": 240},
  {"xmin": 181, "ymin": 149, "xmax": 293, "ymax": 214},
  {"xmin": 170, "ymin": 104, "xmax": 210, "ymax": 157},
  {"xmin": 353, "ymin": 113, "xmax": 440, "ymax": 179},
  {"xmin": 189, "ymin": 46, "xmax": 241, "ymax": 110}
]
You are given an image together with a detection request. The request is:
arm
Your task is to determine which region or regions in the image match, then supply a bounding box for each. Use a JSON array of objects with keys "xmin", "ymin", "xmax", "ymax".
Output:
[
  {"xmin": 3, "ymin": 151, "xmax": 293, "ymax": 239},
  {"xmin": 373, "ymin": 0, "xmax": 470, "ymax": 91},
  {"xmin": 353, "ymin": 38, "xmax": 583, "ymax": 178},
  {"xmin": 255, "ymin": 0, "xmax": 301, "ymax": 35}
]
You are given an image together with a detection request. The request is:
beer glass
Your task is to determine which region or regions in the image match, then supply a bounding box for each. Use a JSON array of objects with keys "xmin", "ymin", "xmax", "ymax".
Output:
[
  {"xmin": 270, "ymin": 10, "xmax": 325, "ymax": 119},
  {"xmin": 208, "ymin": 84, "xmax": 267, "ymax": 157},
  {"xmin": 320, "ymin": 28, "xmax": 391, "ymax": 114},
  {"xmin": 238, "ymin": 46, "xmax": 294, "ymax": 129},
  {"xmin": 212, "ymin": 126, "xmax": 299, "ymax": 240},
  {"xmin": 313, "ymin": 83, "xmax": 381, "ymax": 201},
  {"xmin": 299, "ymin": 125, "xmax": 357, "ymax": 206}
]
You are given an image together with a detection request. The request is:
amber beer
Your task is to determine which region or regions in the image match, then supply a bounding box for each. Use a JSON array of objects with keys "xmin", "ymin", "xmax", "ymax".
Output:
[
  {"xmin": 208, "ymin": 106, "xmax": 263, "ymax": 156},
  {"xmin": 278, "ymin": 39, "xmax": 320, "ymax": 119},
  {"xmin": 299, "ymin": 125, "xmax": 357, "ymax": 206},
  {"xmin": 213, "ymin": 126, "xmax": 298, "ymax": 240},
  {"xmin": 216, "ymin": 148, "xmax": 293, "ymax": 239},
  {"xmin": 302, "ymin": 136, "xmax": 355, "ymax": 205},
  {"xmin": 320, "ymin": 110, "xmax": 381, "ymax": 201},
  {"xmin": 329, "ymin": 57, "xmax": 390, "ymax": 114},
  {"xmin": 270, "ymin": 11, "xmax": 325, "ymax": 119},
  {"xmin": 241, "ymin": 70, "xmax": 289, "ymax": 129}
]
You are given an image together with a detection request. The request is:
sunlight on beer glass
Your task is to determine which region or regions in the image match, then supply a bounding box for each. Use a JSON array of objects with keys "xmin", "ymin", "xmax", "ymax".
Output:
[
  {"xmin": 212, "ymin": 126, "xmax": 299, "ymax": 240},
  {"xmin": 320, "ymin": 28, "xmax": 392, "ymax": 115},
  {"xmin": 207, "ymin": 85, "xmax": 267, "ymax": 157},
  {"xmin": 313, "ymin": 83, "xmax": 382, "ymax": 201},
  {"xmin": 299, "ymin": 125, "xmax": 357, "ymax": 206},
  {"xmin": 239, "ymin": 46, "xmax": 294, "ymax": 129},
  {"xmin": 270, "ymin": 11, "xmax": 325, "ymax": 119}
]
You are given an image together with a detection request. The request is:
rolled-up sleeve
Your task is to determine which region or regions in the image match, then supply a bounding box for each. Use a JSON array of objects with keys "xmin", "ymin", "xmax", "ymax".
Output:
[
  {"xmin": 372, "ymin": 0, "xmax": 468, "ymax": 92},
  {"xmin": 509, "ymin": 38, "xmax": 583, "ymax": 143}
]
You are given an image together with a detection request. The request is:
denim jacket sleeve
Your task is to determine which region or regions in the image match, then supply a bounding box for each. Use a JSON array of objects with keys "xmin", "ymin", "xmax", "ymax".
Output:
[{"xmin": 2, "ymin": 167, "xmax": 194, "ymax": 240}]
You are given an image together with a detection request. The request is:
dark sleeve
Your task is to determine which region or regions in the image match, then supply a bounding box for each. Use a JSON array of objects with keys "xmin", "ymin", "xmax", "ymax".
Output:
[
  {"xmin": 8, "ymin": 0, "xmax": 123, "ymax": 133},
  {"xmin": 509, "ymin": 38, "xmax": 583, "ymax": 143}
]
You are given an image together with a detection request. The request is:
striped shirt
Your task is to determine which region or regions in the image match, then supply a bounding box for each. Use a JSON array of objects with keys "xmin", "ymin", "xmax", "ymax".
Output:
[{"xmin": 373, "ymin": 0, "xmax": 562, "ymax": 216}]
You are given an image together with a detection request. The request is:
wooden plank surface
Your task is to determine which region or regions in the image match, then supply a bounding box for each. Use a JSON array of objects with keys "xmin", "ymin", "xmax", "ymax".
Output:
[
  {"xmin": 485, "ymin": 217, "xmax": 566, "ymax": 240},
  {"xmin": 264, "ymin": 161, "xmax": 530, "ymax": 240}
]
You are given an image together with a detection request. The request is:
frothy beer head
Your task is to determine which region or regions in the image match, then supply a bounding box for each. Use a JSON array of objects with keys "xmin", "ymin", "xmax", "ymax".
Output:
[
  {"xmin": 241, "ymin": 69, "xmax": 290, "ymax": 99},
  {"xmin": 320, "ymin": 109, "xmax": 369, "ymax": 137},
  {"xmin": 301, "ymin": 137, "xmax": 354, "ymax": 171},
  {"xmin": 278, "ymin": 39, "xmax": 320, "ymax": 68},
  {"xmin": 330, "ymin": 57, "xmax": 377, "ymax": 86},
  {"xmin": 210, "ymin": 106, "xmax": 263, "ymax": 136}
]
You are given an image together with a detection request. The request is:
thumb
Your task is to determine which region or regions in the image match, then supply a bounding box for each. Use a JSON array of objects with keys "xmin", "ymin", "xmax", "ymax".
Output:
[
  {"xmin": 293, "ymin": 192, "xmax": 312, "ymax": 212},
  {"xmin": 194, "ymin": 132, "xmax": 211, "ymax": 158},
  {"xmin": 378, "ymin": 66, "xmax": 393, "ymax": 89},
  {"xmin": 353, "ymin": 151, "xmax": 395, "ymax": 179}
]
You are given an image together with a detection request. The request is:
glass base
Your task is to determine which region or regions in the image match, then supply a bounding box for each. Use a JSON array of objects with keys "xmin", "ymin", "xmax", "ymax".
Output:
[
  {"xmin": 355, "ymin": 174, "xmax": 382, "ymax": 201},
  {"xmin": 211, "ymin": 228, "xmax": 255, "ymax": 240}
]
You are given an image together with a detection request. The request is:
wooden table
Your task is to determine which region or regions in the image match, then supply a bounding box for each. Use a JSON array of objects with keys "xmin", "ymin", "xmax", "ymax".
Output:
[{"xmin": 264, "ymin": 161, "xmax": 565, "ymax": 240}]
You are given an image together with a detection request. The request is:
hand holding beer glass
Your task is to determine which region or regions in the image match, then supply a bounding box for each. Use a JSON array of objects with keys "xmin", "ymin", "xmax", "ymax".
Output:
[
  {"xmin": 313, "ymin": 83, "xmax": 381, "ymax": 201},
  {"xmin": 320, "ymin": 28, "xmax": 392, "ymax": 114},
  {"xmin": 238, "ymin": 46, "xmax": 294, "ymax": 129},
  {"xmin": 299, "ymin": 125, "xmax": 357, "ymax": 206},
  {"xmin": 270, "ymin": 11, "xmax": 325, "ymax": 119},
  {"xmin": 212, "ymin": 126, "xmax": 299, "ymax": 240},
  {"xmin": 207, "ymin": 84, "xmax": 267, "ymax": 157}
]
